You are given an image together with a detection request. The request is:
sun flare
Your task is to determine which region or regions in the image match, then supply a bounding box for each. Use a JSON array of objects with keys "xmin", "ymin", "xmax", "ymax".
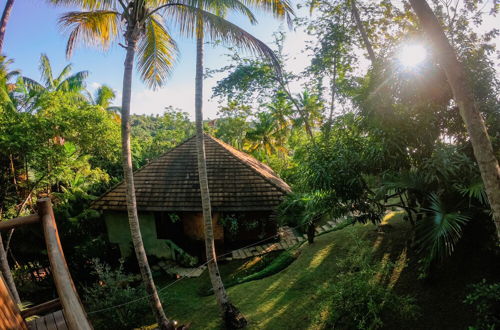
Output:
[{"xmin": 397, "ymin": 44, "xmax": 427, "ymax": 68}]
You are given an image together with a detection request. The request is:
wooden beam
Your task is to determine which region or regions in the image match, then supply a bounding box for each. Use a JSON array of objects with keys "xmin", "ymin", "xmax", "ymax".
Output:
[
  {"xmin": 21, "ymin": 298, "xmax": 61, "ymax": 319},
  {"xmin": 0, "ymin": 214, "xmax": 40, "ymax": 231},
  {"xmin": 37, "ymin": 198, "xmax": 93, "ymax": 330}
]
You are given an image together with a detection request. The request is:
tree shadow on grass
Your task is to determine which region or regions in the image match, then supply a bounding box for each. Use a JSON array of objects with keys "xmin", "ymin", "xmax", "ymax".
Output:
[{"xmin": 154, "ymin": 214, "xmax": 498, "ymax": 330}]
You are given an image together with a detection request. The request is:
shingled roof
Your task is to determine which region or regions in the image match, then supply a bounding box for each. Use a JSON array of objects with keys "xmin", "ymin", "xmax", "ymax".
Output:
[{"xmin": 92, "ymin": 134, "xmax": 291, "ymax": 212}]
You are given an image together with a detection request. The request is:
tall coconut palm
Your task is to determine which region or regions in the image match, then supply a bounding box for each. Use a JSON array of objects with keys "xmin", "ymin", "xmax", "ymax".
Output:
[
  {"xmin": 56, "ymin": 0, "xmax": 291, "ymax": 327},
  {"xmin": 190, "ymin": 0, "xmax": 292, "ymax": 325},
  {"xmin": 408, "ymin": 0, "xmax": 500, "ymax": 239},
  {"xmin": 57, "ymin": 1, "xmax": 177, "ymax": 328}
]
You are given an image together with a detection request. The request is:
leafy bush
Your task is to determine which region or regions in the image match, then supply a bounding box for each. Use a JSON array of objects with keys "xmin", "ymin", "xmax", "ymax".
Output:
[
  {"xmin": 464, "ymin": 279, "xmax": 500, "ymax": 330},
  {"xmin": 83, "ymin": 259, "xmax": 152, "ymax": 330},
  {"xmin": 316, "ymin": 238, "xmax": 418, "ymax": 329}
]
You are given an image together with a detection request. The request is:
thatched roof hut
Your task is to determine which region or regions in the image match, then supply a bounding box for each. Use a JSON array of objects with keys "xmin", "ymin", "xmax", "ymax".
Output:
[{"xmin": 93, "ymin": 134, "xmax": 291, "ymax": 263}]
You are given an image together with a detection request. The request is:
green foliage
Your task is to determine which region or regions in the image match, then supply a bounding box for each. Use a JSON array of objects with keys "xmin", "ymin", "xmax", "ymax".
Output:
[
  {"xmin": 130, "ymin": 107, "xmax": 194, "ymax": 167},
  {"xmin": 219, "ymin": 213, "xmax": 239, "ymax": 234},
  {"xmin": 464, "ymin": 279, "xmax": 500, "ymax": 330},
  {"xmin": 168, "ymin": 213, "xmax": 180, "ymax": 223},
  {"xmin": 316, "ymin": 238, "xmax": 418, "ymax": 329},
  {"xmin": 416, "ymin": 193, "xmax": 470, "ymax": 276},
  {"xmin": 83, "ymin": 260, "xmax": 152, "ymax": 330}
]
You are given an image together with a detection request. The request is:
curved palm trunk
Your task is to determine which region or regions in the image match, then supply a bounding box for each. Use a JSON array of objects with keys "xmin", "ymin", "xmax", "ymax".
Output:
[
  {"xmin": 409, "ymin": 0, "xmax": 500, "ymax": 239},
  {"xmin": 195, "ymin": 27, "xmax": 247, "ymax": 329},
  {"xmin": 0, "ymin": 233, "xmax": 20, "ymax": 304},
  {"xmin": 121, "ymin": 30, "xmax": 172, "ymax": 330},
  {"xmin": 350, "ymin": 0, "xmax": 376, "ymax": 65},
  {"xmin": 0, "ymin": 0, "xmax": 14, "ymax": 53}
]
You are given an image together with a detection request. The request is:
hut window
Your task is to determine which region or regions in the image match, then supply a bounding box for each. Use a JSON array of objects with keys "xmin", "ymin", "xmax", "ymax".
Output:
[{"xmin": 154, "ymin": 212, "xmax": 182, "ymax": 240}]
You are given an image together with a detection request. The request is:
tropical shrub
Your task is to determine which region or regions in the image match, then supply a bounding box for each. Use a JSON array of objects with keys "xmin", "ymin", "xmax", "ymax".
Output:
[
  {"xmin": 314, "ymin": 238, "xmax": 418, "ymax": 329},
  {"xmin": 83, "ymin": 260, "xmax": 151, "ymax": 330},
  {"xmin": 464, "ymin": 279, "xmax": 500, "ymax": 330}
]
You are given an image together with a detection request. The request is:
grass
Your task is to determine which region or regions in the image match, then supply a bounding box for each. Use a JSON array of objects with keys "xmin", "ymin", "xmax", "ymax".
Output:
[{"xmin": 141, "ymin": 212, "xmax": 499, "ymax": 329}]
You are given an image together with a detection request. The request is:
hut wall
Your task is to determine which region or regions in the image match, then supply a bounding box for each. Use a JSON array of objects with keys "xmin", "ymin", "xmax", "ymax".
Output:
[
  {"xmin": 104, "ymin": 211, "xmax": 173, "ymax": 259},
  {"xmin": 182, "ymin": 212, "xmax": 224, "ymax": 242}
]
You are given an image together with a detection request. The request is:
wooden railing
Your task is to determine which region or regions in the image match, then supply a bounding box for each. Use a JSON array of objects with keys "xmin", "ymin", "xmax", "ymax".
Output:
[{"xmin": 0, "ymin": 198, "xmax": 92, "ymax": 330}]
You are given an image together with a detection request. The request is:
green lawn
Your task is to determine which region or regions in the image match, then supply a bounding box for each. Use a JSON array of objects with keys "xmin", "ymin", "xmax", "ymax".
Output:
[{"xmin": 145, "ymin": 212, "xmax": 498, "ymax": 329}]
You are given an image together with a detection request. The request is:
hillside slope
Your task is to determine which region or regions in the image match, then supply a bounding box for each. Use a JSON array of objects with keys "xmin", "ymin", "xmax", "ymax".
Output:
[{"xmin": 154, "ymin": 214, "xmax": 499, "ymax": 329}]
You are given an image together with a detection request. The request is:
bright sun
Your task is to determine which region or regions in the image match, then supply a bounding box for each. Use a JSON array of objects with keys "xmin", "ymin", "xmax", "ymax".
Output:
[{"xmin": 397, "ymin": 44, "xmax": 427, "ymax": 68}]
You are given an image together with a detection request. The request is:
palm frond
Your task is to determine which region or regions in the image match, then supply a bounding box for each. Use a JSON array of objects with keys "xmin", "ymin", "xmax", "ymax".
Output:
[
  {"xmin": 5, "ymin": 69, "xmax": 20, "ymax": 80},
  {"xmin": 39, "ymin": 54, "xmax": 54, "ymax": 88},
  {"xmin": 22, "ymin": 77, "xmax": 45, "ymax": 93},
  {"xmin": 55, "ymin": 63, "xmax": 74, "ymax": 86},
  {"xmin": 94, "ymin": 84, "xmax": 116, "ymax": 107},
  {"xmin": 49, "ymin": 0, "xmax": 115, "ymax": 10},
  {"xmin": 137, "ymin": 15, "xmax": 177, "ymax": 88},
  {"xmin": 204, "ymin": 0, "xmax": 257, "ymax": 24},
  {"xmin": 167, "ymin": 5, "xmax": 279, "ymax": 69},
  {"xmin": 455, "ymin": 180, "xmax": 488, "ymax": 206},
  {"xmin": 58, "ymin": 10, "xmax": 121, "ymax": 58},
  {"xmin": 417, "ymin": 193, "xmax": 470, "ymax": 262},
  {"xmin": 58, "ymin": 70, "xmax": 89, "ymax": 92},
  {"xmin": 239, "ymin": 0, "xmax": 294, "ymax": 26}
]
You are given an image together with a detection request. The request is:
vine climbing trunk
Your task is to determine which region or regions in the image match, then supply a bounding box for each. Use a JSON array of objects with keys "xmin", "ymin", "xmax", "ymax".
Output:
[
  {"xmin": 194, "ymin": 22, "xmax": 247, "ymax": 329},
  {"xmin": 121, "ymin": 27, "xmax": 173, "ymax": 330},
  {"xmin": 409, "ymin": 0, "xmax": 500, "ymax": 239}
]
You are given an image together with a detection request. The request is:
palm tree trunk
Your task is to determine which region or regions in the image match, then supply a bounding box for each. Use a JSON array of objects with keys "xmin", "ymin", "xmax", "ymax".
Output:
[
  {"xmin": 0, "ymin": 0, "xmax": 14, "ymax": 53},
  {"xmin": 409, "ymin": 0, "xmax": 500, "ymax": 239},
  {"xmin": 195, "ymin": 25, "xmax": 247, "ymax": 329},
  {"xmin": 0, "ymin": 233, "xmax": 20, "ymax": 304},
  {"xmin": 121, "ymin": 29, "xmax": 173, "ymax": 330},
  {"xmin": 350, "ymin": 0, "xmax": 376, "ymax": 65}
]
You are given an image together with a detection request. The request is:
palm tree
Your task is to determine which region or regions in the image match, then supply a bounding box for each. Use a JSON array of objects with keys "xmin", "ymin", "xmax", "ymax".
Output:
[
  {"xmin": 57, "ymin": 1, "xmax": 177, "ymax": 328},
  {"xmin": 88, "ymin": 84, "xmax": 121, "ymax": 118},
  {"xmin": 0, "ymin": 0, "xmax": 15, "ymax": 53},
  {"xmin": 246, "ymin": 111, "xmax": 288, "ymax": 159},
  {"xmin": 408, "ymin": 0, "xmax": 500, "ymax": 239},
  {"xmin": 23, "ymin": 53, "xmax": 89, "ymax": 94},
  {"xmin": 56, "ymin": 0, "xmax": 290, "ymax": 327},
  {"xmin": 190, "ymin": 0, "xmax": 292, "ymax": 326}
]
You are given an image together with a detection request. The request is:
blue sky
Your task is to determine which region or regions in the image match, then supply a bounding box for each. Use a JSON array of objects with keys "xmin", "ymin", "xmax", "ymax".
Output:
[
  {"xmin": 4, "ymin": 1, "xmax": 498, "ymax": 119},
  {"xmin": 4, "ymin": 0, "xmax": 308, "ymax": 119}
]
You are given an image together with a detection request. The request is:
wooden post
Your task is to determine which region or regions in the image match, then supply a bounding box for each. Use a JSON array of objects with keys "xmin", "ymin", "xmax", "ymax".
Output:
[{"xmin": 37, "ymin": 198, "xmax": 93, "ymax": 330}]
